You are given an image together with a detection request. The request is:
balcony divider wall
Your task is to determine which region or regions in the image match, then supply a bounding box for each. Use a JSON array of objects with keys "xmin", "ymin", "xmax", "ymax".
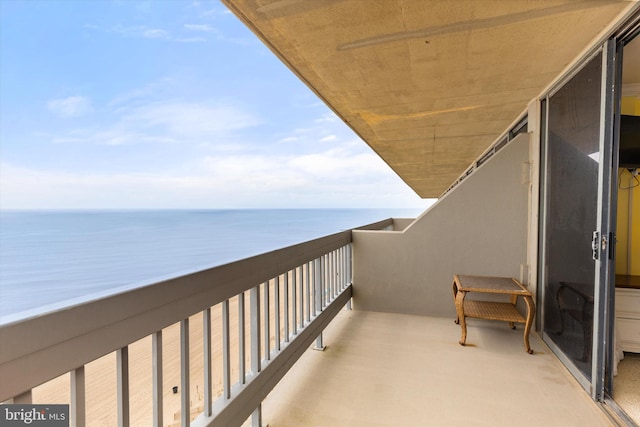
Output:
[{"xmin": 353, "ymin": 133, "xmax": 531, "ymax": 318}]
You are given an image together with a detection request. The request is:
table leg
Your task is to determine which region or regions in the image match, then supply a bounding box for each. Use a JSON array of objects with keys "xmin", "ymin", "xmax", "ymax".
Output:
[
  {"xmin": 455, "ymin": 289, "xmax": 467, "ymax": 346},
  {"xmin": 523, "ymin": 295, "xmax": 535, "ymax": 354},
  {"xmin": 452, "ymin": 280, "xmax": 460, "ymax": 324},
  {"xmin": 508, "ymin": 294, "xmax": 517, "ymax": 329}
]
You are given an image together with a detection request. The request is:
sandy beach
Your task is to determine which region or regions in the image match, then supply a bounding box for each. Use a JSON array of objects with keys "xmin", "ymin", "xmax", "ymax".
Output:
[{"xmin": 32, "ymin": 277, "xmax": 306, "ymax": 426}]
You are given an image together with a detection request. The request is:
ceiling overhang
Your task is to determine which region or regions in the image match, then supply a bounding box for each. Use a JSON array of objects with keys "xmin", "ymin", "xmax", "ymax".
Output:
[{"xmin": 222, "ymin": 0, "xmax": 634, "ymax": 197}]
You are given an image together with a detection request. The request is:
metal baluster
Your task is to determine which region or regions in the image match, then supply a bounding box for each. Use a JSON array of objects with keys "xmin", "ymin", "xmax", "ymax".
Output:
[
  {"xmin": 250, "ymin": 285, "xmax": 262, "ymax": 427},
  {"xmin": 336, "ymin": 249, "xmax": 340, "ymax": 295},
  {"xmin": 333, "ymin": 248, "xmax": 337, "ymax": 294},
  {"xmin": 323, "ymin": 255, "xmax": 327, "ymax": 308},
  {"xmin": 314, "ymin": 257, "xmax": 325, "ymax": 351},
  {"xmin": 299, "ymin": 264, "xmax": 305, "ymax": 328},
  {"xmin": 339, "ymin": 249, "xmax": 342, "ymax": 292},
  {"xmin": 339, "ymin": 247, "xmax": 344, "ymax": 291},
  {"xmin": 275, "ymin": 276, "xmax": 281, "ymax": 351},
  {"xmin": 283, "ymin": 273, "xmax": 289, "ymax": 343},
  {"xmin": 117, "ymin": 347, "xmax": 129, "ymax": 427},
  {"xmin": 71, "ymin": 367, "xmax": 85, "ymax": 427},
  {"xmin": 263, "ymin": 282, "xmax": 270, "ymax": 361},
  {"xmin": 348, "ymin": 244, "xmax": 353, "ymax": 309},
  {"xmin": 340, "ymin": 246, "xmax": 347, "ymax": 290},
  {"xmin": 319, "ymin": 255, "xmax": 325, "ymax": 308},
  {"xmin": 343, "ymin": 245, "xmax": 347, "ymax": 290},
  {"xmin": 305, "ymin": 262, "xmax": 313, "ymax": 323},
  {"xmin": 238, "ymin": 292, "xmax": 246, "ymax": 384},
  {"xmin": 202, "ymin": 310, "xmax": 212, "ymax": 415},
  {"xmin": 180, "ymin": 319, "xmax": 190, "ymax": 427},
  {"xmin": 291, "ymin": 268, "xmax": 297, "ymax": 335},
  {"xmin": 152, "ymin": 332, "xmax": 163, "ymax": 427},
  {"xmin": 252, "ymin": 405, "xmax": 263, "ymax": 427},
  {"xmin": 349, "ymin": 243, "xmax": 353, "ymax": 284},
  {"xmin": 323, "ymin": 255, "xmax": 329, "ymax": 307},
  {"xmin": 331, "ymin": 250, "xmax": 336, "ymax": 300},
  {"xmin": 222, "ymin": 300, "xmax": 231, "ymax": 399},
  {"xmin": 313, "ymin": 259, "xmax": 320, "ymax": 316},
  {"xmin": 328, "ymin": 252, "xmax": 332, "ymax": 301},
  {"xmin": 298, "ymin": 265, "xmax": 303, "ymax": 330},
  {"xmin": 250, "ymin": 286, "xmax": 261, "ymax": 375}
]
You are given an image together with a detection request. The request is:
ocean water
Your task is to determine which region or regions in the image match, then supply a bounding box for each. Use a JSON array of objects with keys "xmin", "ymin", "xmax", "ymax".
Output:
[{"xmin": 0, "ymin": 209, "xmax": 422, "ymax": 320}]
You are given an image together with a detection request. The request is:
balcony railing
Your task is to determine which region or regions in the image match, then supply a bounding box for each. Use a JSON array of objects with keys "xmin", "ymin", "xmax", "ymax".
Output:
[{"xmin": 0, "ymin": 219, "xmax": 393, "ymax": 427}]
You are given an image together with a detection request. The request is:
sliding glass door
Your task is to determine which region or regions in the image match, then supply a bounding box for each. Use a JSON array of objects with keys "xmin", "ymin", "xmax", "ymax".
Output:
[{"xmin": 539, "ymin": 42, "xmax": 616, "ymax": 398}]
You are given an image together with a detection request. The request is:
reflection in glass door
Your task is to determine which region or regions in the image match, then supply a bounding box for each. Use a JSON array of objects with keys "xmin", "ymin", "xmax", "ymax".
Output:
[{"xmin": 540, "ymin": 51, "xmax": 604, "ymax": 384}]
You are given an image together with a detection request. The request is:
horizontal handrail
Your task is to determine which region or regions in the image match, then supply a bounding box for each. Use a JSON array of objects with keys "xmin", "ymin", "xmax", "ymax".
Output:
[{"xmin": 0, "ymin": 219, "xmax": 388, "ymax": 405}]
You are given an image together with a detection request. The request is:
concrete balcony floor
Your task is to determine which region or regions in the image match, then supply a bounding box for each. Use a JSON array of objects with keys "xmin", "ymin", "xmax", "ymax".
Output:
[{"xmin": 259, "ymin": 309, "xmax": 613, "ymax": 427}]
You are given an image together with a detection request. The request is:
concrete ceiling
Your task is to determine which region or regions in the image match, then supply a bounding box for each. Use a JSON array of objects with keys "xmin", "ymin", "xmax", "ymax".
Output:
[{"xmin": 223, "ymin": 0, "xmax": 636, "ymax": 198}]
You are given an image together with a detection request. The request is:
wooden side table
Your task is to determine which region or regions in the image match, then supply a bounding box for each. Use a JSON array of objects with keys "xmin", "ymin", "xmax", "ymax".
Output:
[{"xmin": 452, "ymin": 274, "xmax": 535, "ymax": 354}]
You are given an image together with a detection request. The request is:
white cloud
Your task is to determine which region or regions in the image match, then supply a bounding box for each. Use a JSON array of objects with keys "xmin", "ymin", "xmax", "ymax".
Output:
[
  {"xmin": 278, "ymin": 136, "xmax": 298, "ymax": 143},
  {"xmin": 0, "ymin": 163, "xmax": 195, "ymax": 209},
  {"xmin": 50, "ymin": 100, "xmax": 261, "ymax": 146},
  {"xmin": 21, "ymin": 96, "xmax": 425, "ymax": 209},
  {"xmin": 53, "ymin": 129, "xmax": 176, "ymax": 146},
  {"xmin": 121, "ymin": 101, "xmax": 262, "ymax": 137},
  {"xmin": 287, "ymin": 148, "xmax": 390, "ymax": 179},
  {"xmin": 184, "ymin": 24, "xmax": 219, "ymax": 34},
  {"xmin": 193, "ymin": 3, "xmax": 234, "ymax": 17},
  {"xmin": 47, "ymin": 96, "xmax": 93, "ymax": 118},
  {"xmin": 200, "ymin": 155, "xmax": 304, "ymax": 189},
  {"xmin": 141, "ymin": 28, "xmax": 170, "ymax": 39},
  {"xmin": 319, "ymin": 135, "xmax": 337, "ymax": 142},
  {"xmin": 314, "ymin": 113, "xmax": 338, "ymax": 123},
  {"xmin": 88, "ymin": 18, "xmax": 251, "ymax": 45},
  {"xmin": 108, "ymin": 78, "xmax": 174, "ymax": 109},
  {"xmin": 87, "ymin": 24, "xmax": 206, "ymax": 43},
  {"xmin": 183, "ymin": 21, "xmax": 257, "ymax": 46},
  {"xmin": 271, "ymin": 112, "xmax": 358, "ymax": 152},
  {"xmin": 112, "ymin": 25, "xmax": 170, "ymax": 39}
]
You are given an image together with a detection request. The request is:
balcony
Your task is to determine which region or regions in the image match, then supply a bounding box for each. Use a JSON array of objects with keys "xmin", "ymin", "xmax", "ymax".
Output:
[{"xmin": 0, "ymin": 213, "xmax": 617, "ymax": 427}]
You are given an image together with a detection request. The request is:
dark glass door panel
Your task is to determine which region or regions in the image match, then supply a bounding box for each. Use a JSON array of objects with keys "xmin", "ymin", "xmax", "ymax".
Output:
[{"xmin": 542, "ymin": 52, "xmax": 603, "ymax": 380}]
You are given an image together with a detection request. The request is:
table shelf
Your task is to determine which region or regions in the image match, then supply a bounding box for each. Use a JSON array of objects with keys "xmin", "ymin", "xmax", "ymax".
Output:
[{"xmin": 463, "ymin": 300, "xmax": 526, "ymax": 323}]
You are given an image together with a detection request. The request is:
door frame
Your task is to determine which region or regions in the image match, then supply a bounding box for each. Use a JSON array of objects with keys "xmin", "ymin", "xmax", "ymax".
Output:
[
  {"xmin": 537, "ymin": 41, "xmax": 616, "ymax": 400},
  {"xmin": 603, "ymin": 22, "xmax": 640, "ymax": 425}
]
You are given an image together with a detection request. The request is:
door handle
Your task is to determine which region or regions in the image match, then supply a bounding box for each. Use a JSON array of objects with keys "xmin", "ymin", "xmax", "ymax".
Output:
[{"xmin": 592, "ymin": 231, "xmax": 599, "ymax": 261}]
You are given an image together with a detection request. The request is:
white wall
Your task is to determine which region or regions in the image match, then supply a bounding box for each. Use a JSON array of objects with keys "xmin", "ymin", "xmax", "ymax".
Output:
[{"xmin": 352, "ymin": 133, "xmax": 531, "ymax": 317}]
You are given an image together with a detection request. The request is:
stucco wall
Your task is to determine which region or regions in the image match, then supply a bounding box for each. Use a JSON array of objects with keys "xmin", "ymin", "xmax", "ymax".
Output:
[{"xmin": 352, "ymin": 133, "xmax": 531, "ymax": 317}]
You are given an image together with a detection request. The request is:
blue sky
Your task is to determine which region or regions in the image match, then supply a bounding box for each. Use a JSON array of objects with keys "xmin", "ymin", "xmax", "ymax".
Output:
[{"xmin": 0, "ymin": 0, "xmax": 432, "ymax": 209}]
